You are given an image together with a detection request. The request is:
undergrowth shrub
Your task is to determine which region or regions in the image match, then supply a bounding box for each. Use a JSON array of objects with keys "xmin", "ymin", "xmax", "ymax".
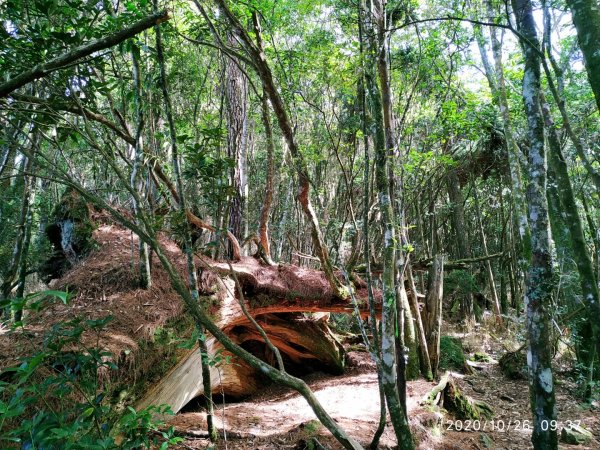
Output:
[{"xmin": 0, "ymin": 291, "xmax": 182, "ymax": 449}]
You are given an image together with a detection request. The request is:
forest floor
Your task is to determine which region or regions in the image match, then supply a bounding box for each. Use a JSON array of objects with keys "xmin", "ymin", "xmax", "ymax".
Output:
[
  {"xmin": 167, "ymin": 340, "xmax": 600, "ymax": 450},
  {"xmin": 5, "ymin": 224, "xmax": 597, "ymax": 450}
]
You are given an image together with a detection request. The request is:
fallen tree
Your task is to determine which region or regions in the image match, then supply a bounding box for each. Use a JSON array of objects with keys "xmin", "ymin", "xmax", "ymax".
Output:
[{"xmin": 25, "ymin": 210, "xmax": 377, "ymax": 417}]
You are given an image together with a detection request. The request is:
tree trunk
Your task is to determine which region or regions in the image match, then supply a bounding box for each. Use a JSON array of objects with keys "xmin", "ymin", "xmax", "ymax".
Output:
[
  {"xmin": 446, "ymin": 169, "xmax": 474, "ymax": 324},
  {"xmin": 224, "ymin": 33, "xmax": 249, "ymax": 256},
  {"xmin": 472, "ymin": 185, "xmax": 503, "ymax": 327},
  {"xmin": 542, "ymin": 95, "xmax": 600, "ymax": 392},
  {"xmin": 406, "ymin": 267, "xmax": 433, "ymax": 380},
  {"xmin": 541, "ymin": 1, "xmax": 600, "ymax": 194},
  {"xmin": 257, "ymin": 92, "xmax": 275, "ymax": 263},
  {"xmin": 423, "ymin": 255, "xmax": 444, "ymax": 378},
  {"xmin": 361, "ymin": 0, "xmax": 413, "ymax": 446},
  {"xmin": 483, "ymin": 0, "xmax": 532, "ymax": 289},
  {"xmin": 153, "ymin": 8, "xmax": 216, "ymax": 440},
  {"xmin": 1, "ymin": 153, "xmax": 35, "ymax": 321},
  {"xmin": 130, "ymin": 45, "xmax": 152, "ymax": 290},
  {"xmin": 512, "ymin": 0, "xmax": 558, "ymax": 447},
  {"xmin": 566, "ymin": 0, "xmax": 600, "ymax": 113}
]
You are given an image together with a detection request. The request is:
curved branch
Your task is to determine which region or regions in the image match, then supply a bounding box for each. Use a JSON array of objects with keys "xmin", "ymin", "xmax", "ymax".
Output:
[{"xmin": 0, "ymin": 11, "xmax": 170, "ymax": 98}]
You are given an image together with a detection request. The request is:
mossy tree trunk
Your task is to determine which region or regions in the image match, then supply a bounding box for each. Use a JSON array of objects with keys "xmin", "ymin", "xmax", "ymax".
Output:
[
  {"xmin": 361, "ymin": 0, "xmax": 414, "ymax": 447},
  {"xmin": 566, "ymin": 0, "xmax": 600, "ymax": 114},
  {"xmin": 542, "ymin": 94, "xmax": 600, "ymax": 392},
  {"xmin": 512, "ymin": 0, "xmax": 558, "ymax": 447},
  {"xmin": 423, "ymin": 255, "xmax": 444, "ymax": 378},
  {"xmin": 130, "ymin": 45, "xmax": 152, "ymax": 290}
]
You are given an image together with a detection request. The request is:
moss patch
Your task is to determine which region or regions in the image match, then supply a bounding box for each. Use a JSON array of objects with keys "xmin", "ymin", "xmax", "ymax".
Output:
[
  {"xmin": 439, "ymin": 336, "xmax": 466, "ymax": 372},
  {"xmin": 499, "ymin": 349, "xmax": 527, "ymax": 380}
]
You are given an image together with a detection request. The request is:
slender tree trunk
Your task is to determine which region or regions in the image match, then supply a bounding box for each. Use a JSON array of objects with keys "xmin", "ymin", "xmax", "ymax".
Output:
[
  {"xmin": 130, "ymin": 45, "xmax": 152, "ymax": 290},
  {"xmin": 373, "ymin": 0, "xmax": 412, "ymax": 414},
  {"xmin": 360, "ymin": 0, "xmax": 414, "ymax": 449},
  {"xmin": 13, "ymin": 158, "xmax": 36, "ymax": 322},
  {"xmin": 400, "ymin": 285, "xmax": 419, "ymax": 380},
  {"xmin": 361, "ymin": 0, "xmax": 413, "ymax": 447},
  {"xmin": 566, "ymin": 0, "xmax": 600, "ymax": 113},
  {"xmin": 581, "ymin": 195, "xmax": 600, "ymax": 277},
  {"xmin": 1, "ymin": 146, "xmax": 35, "ymax": 320},
  {"xmin": 540, "ymin": 1, "xmax": 600, "ymax": 194},
  {"xmin": 257, "ymin": 92, "xmax": 275, "ymax": 263},
  {"xmin": 423, "ymin": 255, "xmax": 444, "ymax": 378},
  {"xmin": 224, "ymin": 33, "xmax": 249, "ymax": 256},
  {"xmin": 472, "ymin": 184, "xmax": 503, "ymax": 326},
  {"xmin": 484, "ymin": 0, "xmax": 532, "ymax": 289},
  {"xmin": 358, "ymin": 72, "xmax": 387, "ymax": 450},
  {"xmin": 153, "ymin": 7, "xmax": 216, "ymax": 441},
  {"xmin": 542, "ymin": 94, "xmax": 600, "ymax": 392},
  {"xmin": 446, "ymin": 169, "xmax": 474, "ymax": 323},
  {"xmin": 512, "ymin": 0, "xmax": 558, "ymax": 447},
  {"xmin": 406, "ymin": 266, "xmax": 433, "ymax": 380}
]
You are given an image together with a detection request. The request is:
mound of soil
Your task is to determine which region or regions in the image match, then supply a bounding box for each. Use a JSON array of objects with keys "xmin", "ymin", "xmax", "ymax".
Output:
[{"xmin": 0, "ymin": 224, "xmax": 192, "ymax": 396}]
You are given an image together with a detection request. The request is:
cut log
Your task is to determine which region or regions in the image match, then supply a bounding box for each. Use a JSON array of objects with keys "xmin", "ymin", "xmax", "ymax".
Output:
[{"xmin": 135, "ymin": 338, "xmax": 260, "ymax": 413}]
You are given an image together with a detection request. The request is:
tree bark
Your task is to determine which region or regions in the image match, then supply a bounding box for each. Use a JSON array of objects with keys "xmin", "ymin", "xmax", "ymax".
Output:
[
  {"xmin": 257, "ymin": 92, "xmax": 275, "ymax": 263},
  {"xmin": 224, "ymin": 33, "xmax": 249, "ymax": 256},
  {"xmin": 542, "ymin": 94, "xmax": 600, "ymax": 392},
  {"xmin": 423, "ymin": 255, "xmax": 444, "ymax": 378},
  {"xmin": 130, "ymin": 45, "xmax": 152, "ymax": 290},
  {"xmin": 361, "ymin": 1, "xmax": 414, "ymax": 447},
  {"xmin": 566, "ymin": 0, "xmax": 600, "ymax": 113},
  {"xmin": 512, "ymin": 0, "xmax": 558, "ymax": 447}
]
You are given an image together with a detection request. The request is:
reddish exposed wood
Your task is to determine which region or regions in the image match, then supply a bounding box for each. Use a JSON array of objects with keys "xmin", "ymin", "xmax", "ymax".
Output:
[{"xmin": 200, "ymin": 257, "xmax": 381, "ymax": 319}]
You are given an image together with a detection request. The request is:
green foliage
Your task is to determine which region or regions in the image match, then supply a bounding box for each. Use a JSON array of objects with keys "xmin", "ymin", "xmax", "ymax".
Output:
[
  {"xmin": 446, "ymin": 270, "xmax": 478, "ymax": 298},
  {"xmin": 0, "ymin": 296, "xmax": 182, "ymax": 449},
  {"xmin": 439, "ymin": 336, "xmax": 466, "ymax": 372},
  {"xmin": 472, "ymin": 352, "xmax": 492, "ymax": 363}
]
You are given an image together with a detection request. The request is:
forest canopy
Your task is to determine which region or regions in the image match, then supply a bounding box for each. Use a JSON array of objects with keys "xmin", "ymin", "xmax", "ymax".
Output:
[{"xmin": 1, "ymin": 0, "xmax": 600, "ymax": 449}]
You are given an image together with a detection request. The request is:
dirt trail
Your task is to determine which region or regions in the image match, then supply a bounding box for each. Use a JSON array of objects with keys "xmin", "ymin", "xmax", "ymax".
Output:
[
  {"xmin": 169, "ymin": 352, "xmax": 433, "ymax": 449},
  {"xmin": 168, "ymin": 351, "xmax": 600, "ymax": 450}
]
